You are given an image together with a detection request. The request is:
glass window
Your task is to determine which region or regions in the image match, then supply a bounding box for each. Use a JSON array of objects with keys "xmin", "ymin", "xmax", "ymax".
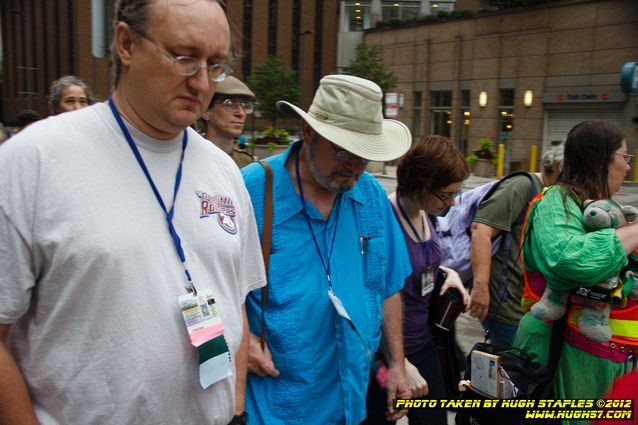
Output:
[
  {"xmin": 430, "ymin": 91, "xmax": 452, "ymax": 107},
  {"xmin": 461, "ymin": 89, "xmax": 470, "ymax": 108},
  {"xmin": 498, "ymin": 90, "xmax": 515, "ymax": 170},
  {"xmin": 343, "ymin": 1, "xmax": 371, "ymax": 32},
  {"xmin": 381, "ymin": 1, "xmax": 421, "ymax": 21},
  {"xmin": 268, "ymin": 0, "xmax": 277, "ymax": 56},
  {"xmin": 500, "ymin": 89, "xmax": 515, "ymax": 107},
  {"xmin": 429, "ymin": 90, "xmax": 452, "ymax": 137},
  {"xmin": 430, "ymin": 2, "xmax": 455, "ymax": 13},
  {"xmin": 460, "ymin": 90, "xmax": 470, "ymax": 155},
  {"xmin": 412, "ymin": 91, "xmax": 422, "ymax": 140}
]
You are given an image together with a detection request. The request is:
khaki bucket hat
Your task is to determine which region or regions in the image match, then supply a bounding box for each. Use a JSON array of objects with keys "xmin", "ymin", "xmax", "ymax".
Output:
[
  {"xmin": 276, "ymin": 74, "xmax": 411, "ymax": 162},
  {"xmin": 215, "ymin": 76, "xmax": 255, "ymax": 98}
]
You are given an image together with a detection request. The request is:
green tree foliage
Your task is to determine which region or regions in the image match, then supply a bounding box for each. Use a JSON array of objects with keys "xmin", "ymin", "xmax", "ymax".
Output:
[
  {"xmin": 247, "ymin": 56, "xmax": 302, "ymax": 127},
  {"xmin": 346, "ymin": 43, "xmax": 397, "ymax": 94}
]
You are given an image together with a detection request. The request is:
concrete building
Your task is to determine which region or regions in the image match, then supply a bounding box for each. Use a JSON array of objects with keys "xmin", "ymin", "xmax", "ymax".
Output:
[
  {"xmin": 2, "ymin": 0, "xmax": 636, "ymax": 171},
  {"xmin": 1, "ymin": 0, "xmax": 111, "ymax": 119},
  {"xmin": 337, "ymin": 0, "xmax": 480, "ymax": 74},
  {"xmin": 1, "ymin": 0, "xmax": 340, "ymax": 122},
  {"xmin": 1, "ymin": 0, "xmax": 475, "ymax": 123},
  {"xmin": 362, "ymin": 0, "xmax": 638, "ymax": 170},
  {"xmin": 224, "ymin": 0, "xmax": 339, "ymax": 109}
]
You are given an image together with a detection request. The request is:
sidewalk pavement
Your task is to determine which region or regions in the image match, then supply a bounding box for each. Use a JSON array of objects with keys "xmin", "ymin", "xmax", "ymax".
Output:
[{"xmin": 371, "ymin": 164, "xmax": 638, "ymax": 207}]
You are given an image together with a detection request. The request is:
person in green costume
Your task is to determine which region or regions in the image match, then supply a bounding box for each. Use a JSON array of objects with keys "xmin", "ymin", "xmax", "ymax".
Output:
[{"xmin": 514, "ymin": 120, "xmax": 638, "ymax": 425}]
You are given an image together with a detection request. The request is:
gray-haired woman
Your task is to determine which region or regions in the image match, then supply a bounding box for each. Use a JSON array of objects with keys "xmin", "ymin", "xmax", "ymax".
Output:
[{"xmin": 49, "ymin": 75, "xmax": 94, "ymax": 114}]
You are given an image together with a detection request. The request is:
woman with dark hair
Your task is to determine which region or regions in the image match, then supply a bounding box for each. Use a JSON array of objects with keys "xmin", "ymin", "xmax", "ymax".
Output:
[
  {"xmin": 48, "ymin": 75, "xmax": 94, "ymax": 114},
  {"xmin": 514, "ymin": 120, "xmax": 638, "ymax": 416},
  {"xmin": 365, "ymin": 135, "xmax": 471, "ymax": 425}
]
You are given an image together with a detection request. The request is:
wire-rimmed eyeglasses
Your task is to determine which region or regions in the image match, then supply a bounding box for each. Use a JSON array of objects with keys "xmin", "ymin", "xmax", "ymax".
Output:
[
  {"xmin": 614, "ymin": 152, "xmax": 634, "ymax": 164},
  {"xmin": 136, "ymin": 31, "xmax": 232, "ymax": 82},
  {"xmin": 329, "ymin": 142, "xmax": 370, "ymax": 166},
  {"xmin": 214, "ymin": 98, "xmax": 255, "ymax": 114},
  {"xmin": 432, "ymin": 188, "xmax": 463, "ymax": 202}
]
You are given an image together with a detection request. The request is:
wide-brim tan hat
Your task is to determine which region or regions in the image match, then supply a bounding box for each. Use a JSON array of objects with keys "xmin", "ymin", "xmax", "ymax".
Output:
[{"xmin": 276, "ymin": 74, "xmax": 411, "ymax": 162}]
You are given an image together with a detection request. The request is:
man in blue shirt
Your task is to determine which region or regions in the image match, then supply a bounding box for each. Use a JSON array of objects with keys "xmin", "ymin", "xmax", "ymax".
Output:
[{"xmin": 242, "ymin": 74, "xmax": 413, "ymax": 425}]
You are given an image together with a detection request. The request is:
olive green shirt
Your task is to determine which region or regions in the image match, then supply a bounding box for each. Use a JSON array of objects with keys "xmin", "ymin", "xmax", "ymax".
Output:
[
  {"xmin": 231, "ymin": 146, "xmax": 255, "ymax": 169},
  {"xmin": 473, "ymin": 173, "xmax": 542, "ymax": 325}
]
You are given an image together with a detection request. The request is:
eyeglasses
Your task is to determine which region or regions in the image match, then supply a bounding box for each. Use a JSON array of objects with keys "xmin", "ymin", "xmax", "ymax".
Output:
[
  {"xmin": 329, "ymin": 142, "xmax": 370, "ymax": 166},
  {"xmin": 214, "ymin": 98, "xmax": 255, "ymax": 114},
  {"xmin": 614, "ymin": 152, "xmax": 634, "ymax": 164},
  {"xmin": 137, "ymin": 32, "xmax": 232, "ymax": 82},
  {"xmin": 432, "ymin": 188, "xmax": 463, "ymax": 202}
]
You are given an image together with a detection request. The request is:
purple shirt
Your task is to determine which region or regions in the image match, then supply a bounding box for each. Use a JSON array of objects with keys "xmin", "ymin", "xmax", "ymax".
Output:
[{"xmin": 392, "ymin": 207, "xmax": 443, "ymax": 354}]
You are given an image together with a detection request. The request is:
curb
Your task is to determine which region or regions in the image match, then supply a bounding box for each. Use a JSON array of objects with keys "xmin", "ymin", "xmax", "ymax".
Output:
[{"xmin": 370, "ymin": 173, "xmax": 396, "ymax": 179}]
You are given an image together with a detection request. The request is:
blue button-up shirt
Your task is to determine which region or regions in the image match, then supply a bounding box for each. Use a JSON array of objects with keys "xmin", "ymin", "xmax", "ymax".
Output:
[{"xmin": 242, "ymin": 142, "xmax": 411, "ymax": 425}]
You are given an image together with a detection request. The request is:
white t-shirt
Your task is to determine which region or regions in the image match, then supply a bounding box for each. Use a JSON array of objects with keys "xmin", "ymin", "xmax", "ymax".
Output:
[{"xmin": 0, "ymin": 103, "xmax": 266, "ymax": 425}]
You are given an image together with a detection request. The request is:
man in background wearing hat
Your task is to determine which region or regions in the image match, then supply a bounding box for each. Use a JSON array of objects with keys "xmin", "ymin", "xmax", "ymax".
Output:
[
  {"xmin": 241, "ymin": 74, "xmax": 413, "ymax": 424},
  {"xmin": 202, "ymin": 75, "xmax": 256, "ymax": 168}
]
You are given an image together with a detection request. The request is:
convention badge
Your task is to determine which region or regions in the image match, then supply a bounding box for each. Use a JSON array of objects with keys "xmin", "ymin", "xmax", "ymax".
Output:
[
  {"xmin": 328, "ymin": 288, "xmax": 352, "ymax": 321},
  {"xmin": 178, "ymin": 288, "xmax": 232, "ymax": 389},
  {"xmin": 421, "ymin": 268, "xmax": 434, "ymax": 297}
]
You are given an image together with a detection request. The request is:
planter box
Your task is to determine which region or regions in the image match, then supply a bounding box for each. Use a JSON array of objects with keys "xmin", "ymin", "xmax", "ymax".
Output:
[
  {"xmin": 472, "ymin": 159, "xmax": 495, "ymax": 178},
  {"xmin": 252, "ymin": 144, "xmax": 289, "ymax": 160}
]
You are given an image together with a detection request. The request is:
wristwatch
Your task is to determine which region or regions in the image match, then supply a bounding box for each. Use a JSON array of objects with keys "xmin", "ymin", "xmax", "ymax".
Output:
[{"xmin": 228, "ymin": 412, "xmax": 247, "ymax": 425}]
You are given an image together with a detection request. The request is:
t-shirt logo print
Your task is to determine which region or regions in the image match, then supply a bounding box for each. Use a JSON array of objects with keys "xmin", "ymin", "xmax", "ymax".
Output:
[{"xmin": 197, "ymin": 191, "xmax": 238, "ymax": 234}]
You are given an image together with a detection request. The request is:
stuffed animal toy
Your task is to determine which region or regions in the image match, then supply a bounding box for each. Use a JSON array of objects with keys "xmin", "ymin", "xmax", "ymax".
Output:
[{"xmin": 531, "ymin": 199, "xmax": 638, "ymax": 342}]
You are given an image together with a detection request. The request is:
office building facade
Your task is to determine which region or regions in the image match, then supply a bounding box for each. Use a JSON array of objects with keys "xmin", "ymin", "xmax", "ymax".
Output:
[{"xmin": 362, "ymin": 0, "xmax": 638, "ymax": 170}]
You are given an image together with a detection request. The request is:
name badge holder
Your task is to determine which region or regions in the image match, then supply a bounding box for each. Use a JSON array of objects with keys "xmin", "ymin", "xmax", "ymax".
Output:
[
  {"xmin": 396, "ymin": 196, "xmax": 435, "ymax": 297},
  {"xmin": 109, "ymin": 97, "xmax": 231, "ymax": 388}
]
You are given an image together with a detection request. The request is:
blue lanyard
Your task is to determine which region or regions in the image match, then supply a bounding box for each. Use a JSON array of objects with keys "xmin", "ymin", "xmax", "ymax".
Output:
[
  {"xmin": 295, "ymin": 146, "xmax": 375, "ymax": 364},
  {"xmin": 396, "ymin": 196, "xmax": 430, "ymax": 266},
  {"xmin": 108, "ymin": 97, "xmax": 196, "ymax": 294},
  {"xmin": 294, "ymin": 147, "xmax": 341, "ymax": 290}
]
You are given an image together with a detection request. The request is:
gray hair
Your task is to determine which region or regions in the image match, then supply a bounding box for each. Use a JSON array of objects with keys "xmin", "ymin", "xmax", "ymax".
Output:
[
  {"xmin": 49, "ymin": 75, "xmax": 94, "ymax": 113},
  {"xmin": 541, "ymin": 144, "xmax": 564, "ymax": 175},
  {"xmin": 110, "ymin": 0, "xmax": 155, "ymax": 88}
]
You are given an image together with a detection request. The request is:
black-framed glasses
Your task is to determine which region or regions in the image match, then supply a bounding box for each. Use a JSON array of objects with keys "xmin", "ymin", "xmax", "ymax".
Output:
[
  {"xmin": 214, "ymin": 98, "xmax": 255, "ymax": 114},
  {"xmin": 329, "ymin": 142, "xmax": 370, "ymax": 166},
  {"xmin": 137, "ymin": 32, "xmax": 232, "ymax": 82},
  {"xmin": 432, "ymin": 188, "xmax": 463, "ymax": 202},
  {"xmin": 614, "ymin": 152, "xmax": 634, "ymax": 164}
]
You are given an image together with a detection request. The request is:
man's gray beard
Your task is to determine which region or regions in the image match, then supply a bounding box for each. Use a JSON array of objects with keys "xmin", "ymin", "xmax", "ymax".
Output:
[{"xmin": 305, "ymin": 142, "xmax": 357, "ymax": 193}]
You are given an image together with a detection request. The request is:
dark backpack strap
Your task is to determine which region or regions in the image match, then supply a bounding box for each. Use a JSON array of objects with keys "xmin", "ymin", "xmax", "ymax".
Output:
[
  {"xmin": 485, "ymin": 172, "xmax": 541, "ymax": 339},
  {"xmin": 547, "ymin": 308, "xmax": 567, "ymax": 377},
  {"xmin": 258, "ymin": 161, "xmax": 273, "ymax": 350},
  {"xmin": 531, "ymin": 307, "xmax": 568, "ymax": 400},
  {"xmin": 497, "ymin": 172, "xmax": 540, "ymax": 294}
]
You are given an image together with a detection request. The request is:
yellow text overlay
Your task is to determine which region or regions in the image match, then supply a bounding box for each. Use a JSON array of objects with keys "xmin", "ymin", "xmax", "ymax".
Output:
[{"xmin": 394, "ymin": 399, "xmax": 633, "ymax": 420}]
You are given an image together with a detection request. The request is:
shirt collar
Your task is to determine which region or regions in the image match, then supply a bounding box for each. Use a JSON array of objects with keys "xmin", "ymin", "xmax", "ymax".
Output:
[{"xmin": 272, "ymin": 140, "xmax": 365, "ymax": 225}]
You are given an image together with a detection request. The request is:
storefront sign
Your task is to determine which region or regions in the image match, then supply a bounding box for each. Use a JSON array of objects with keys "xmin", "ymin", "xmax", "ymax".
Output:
[
  {"xmin": 543, "ymin": 90, "xmax": 625, "ymax": 103},
  {"xmin": 385, "ymin": 92, "xmax": 398, "ymax": 117}
]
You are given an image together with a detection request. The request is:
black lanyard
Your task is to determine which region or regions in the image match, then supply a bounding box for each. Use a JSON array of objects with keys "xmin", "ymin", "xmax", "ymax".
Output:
[{"xmin": 108, "ymin": 97, "xmax": 196, "ymax": 294}]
